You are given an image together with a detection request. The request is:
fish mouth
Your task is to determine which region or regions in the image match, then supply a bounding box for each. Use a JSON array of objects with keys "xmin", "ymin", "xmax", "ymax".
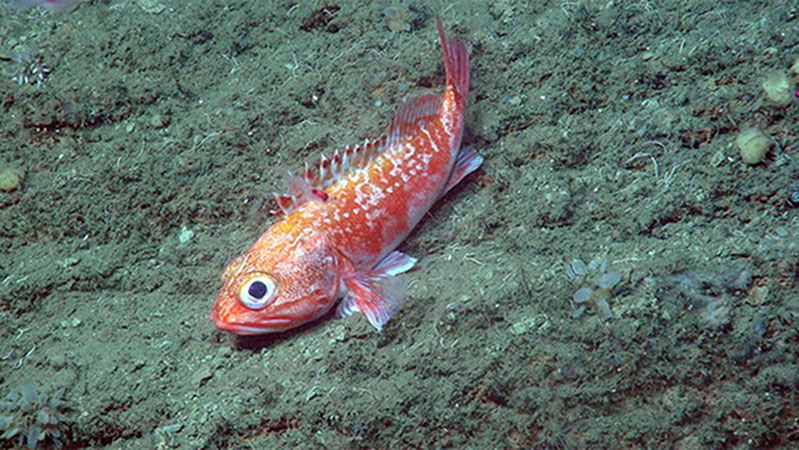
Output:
[{"xmin": 210, "ymin": 310, "xmax": 293, "ymax": 335}]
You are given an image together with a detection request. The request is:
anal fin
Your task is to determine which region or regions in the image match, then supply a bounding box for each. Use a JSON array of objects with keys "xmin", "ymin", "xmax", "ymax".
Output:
[{"xmin": 374, "ymin": 251, "xmax": 416, "ymax": 275}]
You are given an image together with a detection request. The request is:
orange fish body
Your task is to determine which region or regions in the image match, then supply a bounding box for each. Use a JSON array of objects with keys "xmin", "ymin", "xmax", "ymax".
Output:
[{"xmin": 211, "ymin": 17, "xmax": 482, "ymax": 335}]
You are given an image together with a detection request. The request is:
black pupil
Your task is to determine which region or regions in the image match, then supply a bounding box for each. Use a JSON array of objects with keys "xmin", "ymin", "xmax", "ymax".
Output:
[{"xmin": 248, "ymin": 280, "xmax": 268, "ymax": 299}]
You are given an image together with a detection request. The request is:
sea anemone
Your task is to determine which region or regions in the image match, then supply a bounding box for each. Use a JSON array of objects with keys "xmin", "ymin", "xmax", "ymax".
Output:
[
  {"xmin": 0, "ymin": 381, "xmax": 71, "ymax": 449},
  {"xmin": 2, "ymin": 48, "xmax": 51, "ymax": 87},
  {"xmin": 565, "ymin": 258, "xmax": 622, "ymax": 320}
]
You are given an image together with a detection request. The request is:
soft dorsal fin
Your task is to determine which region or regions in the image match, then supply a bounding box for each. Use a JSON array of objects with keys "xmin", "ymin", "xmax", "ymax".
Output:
[
  {"xmin": 385, "ymin": 94, "xmax": 441, "ymax": 150},
  {"xmin": 271, "ymin": 94, "xmax": 442, "ymax": 217}
]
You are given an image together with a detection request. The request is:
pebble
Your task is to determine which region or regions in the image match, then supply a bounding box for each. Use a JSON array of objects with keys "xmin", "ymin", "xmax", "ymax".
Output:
[
  {"xmin": 138, "ymin": 0, "xmax": 165, "ymax": 14},
  {"xmin": 0, "ymin": 167, "xmax": 24, "ymax": 191}
]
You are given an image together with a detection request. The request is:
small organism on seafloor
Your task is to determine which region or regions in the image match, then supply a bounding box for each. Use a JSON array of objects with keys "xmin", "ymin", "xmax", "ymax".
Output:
[
  {"xmin": 565, "ymin": 258, "xmax": 622, "ymax": 320},
  {"xmin": 9, "ymin": 0, "xmax": 82, "ymax": 13},
  {"xmin": 1, "ymin": 49, "xmax": 51, "ymax": 87},
  {"xmin": 212, "ymin": 17, "xmax": 481, "ymax": 335},
  {"xmin": 385, "ymin": 5, "xmax": 415, "ymax": 32},
  {"xmin": 788, "ymin": 189, "xmax": 799, "ymax": 208},
  {"xmin": 0, "ymin": 381, "xmax": 72, "ymax": 449}
]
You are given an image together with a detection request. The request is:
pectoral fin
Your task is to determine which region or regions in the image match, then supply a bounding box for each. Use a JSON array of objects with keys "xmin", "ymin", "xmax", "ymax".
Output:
[{"xmin": 337, "ymin": 269, "xmax": 408, "ymax": 331}]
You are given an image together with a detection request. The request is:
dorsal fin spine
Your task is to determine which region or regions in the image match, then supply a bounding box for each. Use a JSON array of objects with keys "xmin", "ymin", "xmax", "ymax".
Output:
[
  {"xmin": 339, "ymin": 146, "xmax": 351, "ymax": 176},
  {"xmin": 273, "ymin": 193, "xmax": 292, "ymax": 216},
  {"xmin": 317, "ymin": 154, "xmax": 328, "ymax": 184},
  {"xmin": 303, "ymin": 162, "xmax": 314, "ymax": 184},
  {"xmin": 331, "ymin": 150, "xmax": 342, "ymax": 179}
]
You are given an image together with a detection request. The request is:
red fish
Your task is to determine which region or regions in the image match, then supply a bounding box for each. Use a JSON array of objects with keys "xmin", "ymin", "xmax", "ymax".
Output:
[{"xmin": 211, "ymin": 17, "xmax": 481, "ymax": 335}]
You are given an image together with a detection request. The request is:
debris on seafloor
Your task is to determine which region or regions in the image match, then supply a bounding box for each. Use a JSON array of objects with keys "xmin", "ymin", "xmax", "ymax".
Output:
[
  {"xmin": 565, "ymin": 258, "xmax": 623, "ymax": 320},
  {"xmin": 662, "ymin": 266, "xmax": 752, "ymax": 327},
  {"xmin": 9, "ymin": 0, "xmax": 82, "ymax": 14}
]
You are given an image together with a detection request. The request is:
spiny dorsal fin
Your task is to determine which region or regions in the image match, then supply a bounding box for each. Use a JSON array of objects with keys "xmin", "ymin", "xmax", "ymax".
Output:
[
  {"xmin": 303, "ymin": 137, "xmax": 387, "ymax": 189},
  {"xmin": 270, "ymin": 94, "xmax": 442, "ymax": 217},
  {"xmin": 270, "ymin": 138, "xmax": 386, "ymax": 216}
]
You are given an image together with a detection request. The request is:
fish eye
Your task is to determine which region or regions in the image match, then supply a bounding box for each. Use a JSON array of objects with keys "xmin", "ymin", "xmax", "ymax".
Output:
[{"xmin": 239, "ymin": 273, "xmax": 279, "ymax": 309}]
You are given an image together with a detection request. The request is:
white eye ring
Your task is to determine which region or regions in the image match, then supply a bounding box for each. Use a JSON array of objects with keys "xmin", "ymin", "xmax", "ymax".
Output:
[{"xmin": 239, "ymin": 273, "xmax": 279, "ymax": 310}]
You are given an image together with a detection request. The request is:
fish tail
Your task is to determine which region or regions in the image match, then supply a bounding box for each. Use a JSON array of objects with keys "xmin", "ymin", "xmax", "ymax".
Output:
[{"xmin": 436, "ymin": 16, "xmax": 470, "ymax": 100}]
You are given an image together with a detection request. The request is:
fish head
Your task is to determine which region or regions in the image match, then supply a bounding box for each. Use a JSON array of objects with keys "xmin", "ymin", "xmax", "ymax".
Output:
[{"xmin": 211, "ymin": 230, "xmax": 341, "ymax": 335}]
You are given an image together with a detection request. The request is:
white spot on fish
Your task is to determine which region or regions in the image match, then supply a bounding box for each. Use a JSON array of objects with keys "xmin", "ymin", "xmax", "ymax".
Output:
[{"xmin": 419, "ymin": 122, "xmax": 442, "ymax": 154}]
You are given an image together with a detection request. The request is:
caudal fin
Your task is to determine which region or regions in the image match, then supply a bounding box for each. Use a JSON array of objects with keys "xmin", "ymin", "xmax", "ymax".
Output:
[{"xmin": 436, "ymin": 16, "xmax": 470, "ymax": 99}]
